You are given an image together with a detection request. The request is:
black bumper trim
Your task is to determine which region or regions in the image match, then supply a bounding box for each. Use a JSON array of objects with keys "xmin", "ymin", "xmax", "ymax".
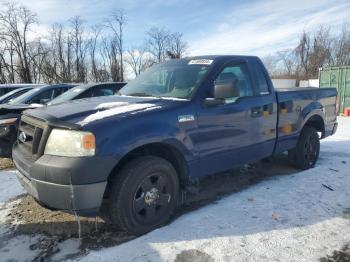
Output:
[{"xmin": 15, "ymin": 168, "xmax": 107, "ymax": 215}]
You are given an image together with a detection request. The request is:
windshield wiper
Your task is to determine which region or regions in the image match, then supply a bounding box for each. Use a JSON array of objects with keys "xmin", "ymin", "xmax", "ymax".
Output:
[{"xmin": 125, "ymin": 92, "xmax": 153, "ymax": 97}]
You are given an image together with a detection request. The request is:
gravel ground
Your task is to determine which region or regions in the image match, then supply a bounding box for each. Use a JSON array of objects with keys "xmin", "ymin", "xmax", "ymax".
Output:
[{"xmin": 0, "ymin": 158, "xmax": 13, "ymax": 170}]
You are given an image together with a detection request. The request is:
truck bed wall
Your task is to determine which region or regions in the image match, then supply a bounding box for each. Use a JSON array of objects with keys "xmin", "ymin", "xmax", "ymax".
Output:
[{"xmin": 274, "ymin": 87, "xmax": 337, "ymax": 154}]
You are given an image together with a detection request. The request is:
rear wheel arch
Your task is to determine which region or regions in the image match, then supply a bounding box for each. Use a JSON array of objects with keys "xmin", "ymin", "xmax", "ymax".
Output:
[{"xmin": 303, "ymin": 114, "xmax": 325, "ymax": 138}]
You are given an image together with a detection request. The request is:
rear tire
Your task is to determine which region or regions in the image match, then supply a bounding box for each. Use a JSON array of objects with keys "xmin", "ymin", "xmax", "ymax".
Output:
[
  {"xmin": 288, "ymin": 126, "xmax": 320, "ymax": 170},
  {"xmin": 107, "ymin": 156, "xmax": 179, "ymax": 235}
]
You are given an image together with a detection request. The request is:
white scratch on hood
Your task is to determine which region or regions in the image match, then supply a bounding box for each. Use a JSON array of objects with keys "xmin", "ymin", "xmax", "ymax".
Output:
[
  {"xmin": 95, "ymin": 102, "xmax": 129, "ymax": 110},
  {"xmin": 78, "ymin": 103, "xmax": 161, "ymax": 126}
]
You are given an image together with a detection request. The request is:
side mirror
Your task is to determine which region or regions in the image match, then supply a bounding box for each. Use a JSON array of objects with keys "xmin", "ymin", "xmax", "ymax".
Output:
[
  {"xmin": 204, "ymin": 79, "xmax": 240, "ymax": 107},
  {"xmin": 213, "ymin": 79, "xmax": 240, "ymax": 99},
  {"xmin": 40, "ymin": 98, "xmax": 50, "ymax": 104}
]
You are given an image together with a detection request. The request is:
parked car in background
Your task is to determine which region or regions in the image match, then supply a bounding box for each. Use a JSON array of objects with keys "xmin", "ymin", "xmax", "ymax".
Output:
[
  {"xmin": 0, "ymin": 84, "xmax": 76, "ymax": 157},
  {"xmin": 48, "ymin": 82, "xmax": 127, "ymax": 105},
  {"xmin": 0, "ymin": 84, "xmax": 43, "ymax": 97},
  {"xmin": 12, "ymin": 56, "xmax": 337, "ymax": 235},
  {"xmin": 0, "ymin": 86, "xmax": 37, "ymax": 104}
]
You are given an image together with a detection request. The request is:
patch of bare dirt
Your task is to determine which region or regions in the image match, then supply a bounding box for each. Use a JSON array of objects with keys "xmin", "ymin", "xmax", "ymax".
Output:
[
  {"xmin": 175, "ymin": 249, "xmax": 214, "ymax": 262},
  {"xmin": 319, "ymin": 243, "xmax": 350, "ymax": 262},
  {"xmin": 6, "ymin": 195, "xmax": 134, "ymax": 250},
  {"xmin": 0, "ymin": 158, "xmax": 13, "ymax": 170}
]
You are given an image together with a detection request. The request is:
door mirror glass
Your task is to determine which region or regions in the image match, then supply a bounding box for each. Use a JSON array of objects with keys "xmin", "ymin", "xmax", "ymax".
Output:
[
  {"xmin": 40, "ymin": 98, "xmax": 50, "ymax": 104},
  {"xmin": 213, "ymin": 79, "xmax": 240, "ymax": 99}
]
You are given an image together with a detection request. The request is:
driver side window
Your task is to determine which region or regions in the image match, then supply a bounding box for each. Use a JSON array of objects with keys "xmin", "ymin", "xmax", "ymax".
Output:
[{"xmin": 215, "ymin": 63, "xmax": 253, "ymax": 103}]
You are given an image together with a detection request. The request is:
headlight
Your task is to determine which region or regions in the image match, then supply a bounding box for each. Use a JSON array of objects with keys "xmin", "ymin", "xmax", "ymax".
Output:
[{"xmin": 44, "ymin": 129, "xmax": 95, "ymax": 157}]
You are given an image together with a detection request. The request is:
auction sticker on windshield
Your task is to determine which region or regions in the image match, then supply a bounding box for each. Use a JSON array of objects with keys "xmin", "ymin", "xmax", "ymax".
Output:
[{"xmin": 188, "ymin": 59, "xmax": 213, "ymax": 65}]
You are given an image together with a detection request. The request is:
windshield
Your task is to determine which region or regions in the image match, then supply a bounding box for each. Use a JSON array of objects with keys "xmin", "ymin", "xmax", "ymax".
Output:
[
  {"xmin": 119, "ymin": 59, "xmax": 210, "ymax": 99},
  {"xmin": 48, "ymin": 85, "xmax": 86, "ymax": 105},
  {"xmin": 0, "ymin": 88, "xmax": 29, "ymax": 103},
  {"xmin": 9, "ymin": 86, "xmax": 46, "ymax": 105}
]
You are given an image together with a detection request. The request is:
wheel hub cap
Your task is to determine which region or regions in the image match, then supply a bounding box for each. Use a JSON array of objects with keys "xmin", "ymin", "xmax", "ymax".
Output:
[{"xmin": 144, "ymin": 188, "xmax": 159, "ymax": 205}]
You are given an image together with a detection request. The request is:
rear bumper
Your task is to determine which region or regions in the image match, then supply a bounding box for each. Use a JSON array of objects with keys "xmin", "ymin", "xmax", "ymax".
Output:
[
  {"xmin": 324, "ymin": 122, "xmax": 338, "ymax": 137},
  {"xmin": 332, "ymin": 122, "xmax": 338, "ymax": 135}
]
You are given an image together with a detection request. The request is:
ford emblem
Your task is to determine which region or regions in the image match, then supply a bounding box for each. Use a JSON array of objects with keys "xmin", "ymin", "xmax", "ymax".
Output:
[{"xmin": 18, "ymin": 132, "xmax": 27, "ymax": 143}]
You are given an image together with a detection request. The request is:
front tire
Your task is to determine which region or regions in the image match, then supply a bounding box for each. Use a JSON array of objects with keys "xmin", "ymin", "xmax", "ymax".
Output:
[
  {"xmin": 288, "ymin": 126, "xmax": 320, "ymax": 170},
  {"xmin": 107, "ymin": 156, "xmax": 179, "ymax": 235}
]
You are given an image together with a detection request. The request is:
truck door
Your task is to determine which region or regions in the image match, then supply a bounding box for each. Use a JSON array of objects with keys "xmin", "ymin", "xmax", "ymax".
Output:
[
  {"xmin": 196, "ymin": 61, "xmax": 262, "ymax": 177},
  {"xmin": 250, "ymin": 59, "xmax": 278, "ymax": 158}
]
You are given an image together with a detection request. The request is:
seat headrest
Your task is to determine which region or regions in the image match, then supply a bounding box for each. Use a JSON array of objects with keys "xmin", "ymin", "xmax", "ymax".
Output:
[{"xmin": 218, "ymin": 72, "xmax": 238, "ymax": 81}]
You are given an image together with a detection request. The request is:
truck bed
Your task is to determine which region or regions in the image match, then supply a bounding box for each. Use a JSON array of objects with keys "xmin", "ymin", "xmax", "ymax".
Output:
[{"xmin": 274, "ymin": 87, "xmax": 337, "ymax": 154}]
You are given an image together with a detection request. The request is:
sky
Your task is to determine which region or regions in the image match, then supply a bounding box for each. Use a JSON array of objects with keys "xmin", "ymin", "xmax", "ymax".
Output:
[{"xmin": 6, "ymin": 0, "xmax": 350, "ymax": 57}]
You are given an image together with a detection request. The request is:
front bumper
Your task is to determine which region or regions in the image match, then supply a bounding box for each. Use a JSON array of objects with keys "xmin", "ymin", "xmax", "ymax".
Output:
[
  {"xmin": 12, "ymin": 146, "xmax": 116, "ymax": 216},
  {"xmin": 15, "ymin": 168, "xmax": 106, "ymax": 216}
]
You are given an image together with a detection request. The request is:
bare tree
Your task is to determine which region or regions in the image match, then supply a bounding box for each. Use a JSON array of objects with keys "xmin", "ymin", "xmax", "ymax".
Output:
[
  {"xmin": 105, "ymin": 9, "xmax": 126, "ymax": 81},
  {"xmin": 276, "ymin": 49, "xmax": 297, "ymax": 77},
  {"xmin": 70, "ymin": 16, "xmax": 88, "ymax": 82},
  {"xmin": 88, "ymin": 25, "xmax": 102, "ymax": 82},
  {"xmin": 308, "ymin": 27, "xmax": 332, "ymax": 77},
  {"xmin": 331, "ymin": 23, "xmax": 350, "ymax": 66},
  {"xmin": 295, "ymin": 32, "xmax": 311, "ymax": 79},
  {"xmin": 100, "ymin": 36, "xmax": 121, "ymax": 82},
  {"xmin": 126, "ymin": 47, "xmax": 151, "ymax": 76},
  {"xmin": 28, "ymin": 39, "xmax": 49, "ymax": 83},
  {"xmin": 0, "ymin": 2, "xmax": 38, "ymax": 83},
  {"xmin": 146, "ymin": 27, "xmax": 170, "ymax": 63},
  {"xmin": 167, "ymin": 32, "xmax": 187, "ymax": 59},
  {"xmin": 41, "ymin": 23, "xmax": 74, "ymax": 83}
]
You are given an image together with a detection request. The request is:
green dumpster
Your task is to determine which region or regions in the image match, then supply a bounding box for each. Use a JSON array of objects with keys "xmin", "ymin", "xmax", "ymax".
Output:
[{"xmin": 319, "ymin": 66, "xmax": 350, "ymax": 114}]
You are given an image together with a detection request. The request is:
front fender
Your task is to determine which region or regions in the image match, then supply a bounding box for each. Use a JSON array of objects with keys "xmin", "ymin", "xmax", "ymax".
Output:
[{"xmin": 95, "ymin": 116, "xmax": 196, "ymax": 164}]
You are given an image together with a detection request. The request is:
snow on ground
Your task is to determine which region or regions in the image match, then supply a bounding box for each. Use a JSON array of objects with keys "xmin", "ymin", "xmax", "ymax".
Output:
[
  {"xmin": 80, "ymin": 118, "xmax": 350, "ymax": 262},
  {"xmin": 0, "ymin": 118, "xmax": 349, "ymax": 261},
  {"xmin": 0, "ymin": 170, "xmax": 25, "ymax": 203},
  {"xmin": 0, "ymin": 171, "xmax": 42, "ymax": 261}
]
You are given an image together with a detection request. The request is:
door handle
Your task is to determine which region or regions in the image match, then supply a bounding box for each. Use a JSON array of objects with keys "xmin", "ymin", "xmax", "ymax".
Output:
[{"xmin": 251, "ymin": 107, "xmax": 261, "ymax": 117}]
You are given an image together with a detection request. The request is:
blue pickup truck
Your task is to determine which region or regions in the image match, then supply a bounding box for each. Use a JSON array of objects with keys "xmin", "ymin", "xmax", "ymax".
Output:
[{"xmin": 13, "ymin": 56, "xmax": 337, "ymax": 235}]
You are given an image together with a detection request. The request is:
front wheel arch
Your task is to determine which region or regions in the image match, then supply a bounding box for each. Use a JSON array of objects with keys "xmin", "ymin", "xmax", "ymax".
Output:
[{"xmin": 104, "ymin": 142, "xmax": 189, "ymax": 199}]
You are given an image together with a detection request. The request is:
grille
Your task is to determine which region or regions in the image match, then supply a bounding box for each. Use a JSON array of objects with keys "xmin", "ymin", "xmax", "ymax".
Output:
[{"xmin": 18, "ymin": 115, "xmax": 48, "ymax": 158}]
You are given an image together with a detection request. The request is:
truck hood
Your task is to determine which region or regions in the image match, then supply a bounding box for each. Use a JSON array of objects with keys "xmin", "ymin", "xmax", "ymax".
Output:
[
  {"xmin": 0, "ymin": 103, "xmax": 43, "ymax": 117},
  {"xmin": 25, "ymin": 95, "xmax": 184, "ymax": 127}
]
